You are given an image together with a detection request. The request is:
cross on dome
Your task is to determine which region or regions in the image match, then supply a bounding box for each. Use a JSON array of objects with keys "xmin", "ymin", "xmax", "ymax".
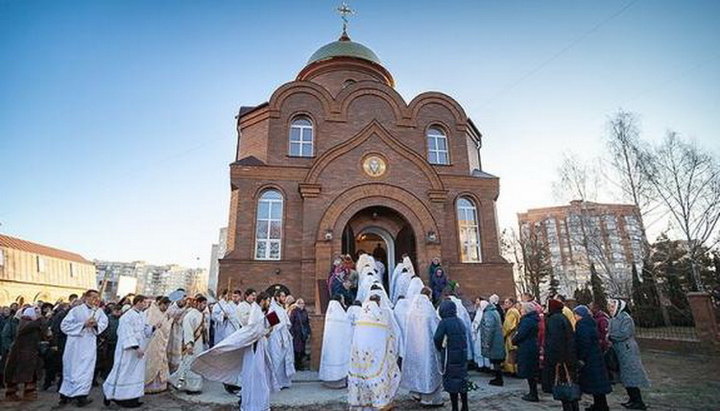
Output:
[{"xmin": 336, "ymin": 1, "xmax": 356, "ymax": 40}]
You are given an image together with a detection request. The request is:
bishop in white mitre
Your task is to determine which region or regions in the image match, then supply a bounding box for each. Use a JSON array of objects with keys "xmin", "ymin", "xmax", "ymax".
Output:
[
  {"xmin": 401, "ymin": 288, "xmax": 444, "ymax": 406},
  {"xmin": 319, "ymin": 297, "xmax": 353, "ymax": 388},
  {"xmin": 59, "ymin": 290, "xmax": 109, "ymax": 406},
  {"xmin": 103, "ymin": 295, "xmax": 154, "ymax": 408},
  {"xmin": 192, "ymin": 294, "xmax": 279, "ymax": 411}
]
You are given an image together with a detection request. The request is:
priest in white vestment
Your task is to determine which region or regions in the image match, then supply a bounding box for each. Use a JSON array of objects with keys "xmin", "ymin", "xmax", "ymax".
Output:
[
  {"xmin": 471, "ymin": 299, "xmax": 492, "ymax": 369},
  {"xmin": 169, "ymin": 296, "xmax": 208, "ymax": 394},
  {"xmin": 145, "ymin": 297, "xmax": 173, "ymax": 393},
  {"xmin": 405, "ymin": 275, "xmax": 424, "ymax": 302},
  {"xmin": 390, "ymin": 256, "xmax": 414, "ymax": 304},
  {"xmin": 400, "ymin": 288, "xmax": 443, "ymax": 406},
  {"xmin": 392, "ymin": 295, "xmax": 410, "ymax": 360},
  {"xmin": 267, "ymin": 296, "xmax": 296, "ymax": 388},
  {"xmin": 103, "ymin": 296, "xmax": 153, "ymax": 407},
  {"xmin": 319, "ymin": 298, "xmax": 353, "ymax": 388},
  {"xmin": 166, "ymin": 295, "xmax": 188, "ymax": 374},
  {"xmin": 59, "ymin": 290, "xmax": 109, "ymax": 407},
  {"xmin": 348, "ymin": 296, "xmax": 401, "ymax": 410},
  {"xmin": 237, "ymin": 289, "xmax": 257, "ymax": 327},
  {"xmin": 192, "ymin": 293, "xmax": 279, "ymax": 411},
  {"xmin": 212, "ymin": 291, "xmax": 241, "ymax": 344}
]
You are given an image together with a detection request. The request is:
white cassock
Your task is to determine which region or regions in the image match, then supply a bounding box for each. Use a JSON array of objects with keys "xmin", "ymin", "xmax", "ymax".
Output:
[
  {"xmin": 471, "ymin": 301, "xmax": 491, "ymax": 368},
  {"xmin": 348, "ymin": 301, "xmax": 401, "ymax": 410},
  {"xmin": 365, "ymin": 286, "xmax": 401, "ymax": 358},
  {"xmin": 212, "ymin": 299, "xmax": 240, "ymax": 344},
  {"xmin": 449, "ymin": 296, "xmax": 474, "ymax": 361},
  {"xmin": 59, "ymin": 304, "xmax": 109, "ymax": 398},
  {"xmin": 144, "ymin": 303, "xmax": 173, "ymax": 393},
  {"xmin": 392, "ymin": 297, "xmax": 411, "ymax": 359},
  {"xmin": 405, "ymin": 276, "xmax": 424, "ymax": 302},
  {"xmin": 166, "ymin": 303, "xmax": 187, "ymax": 373},
  {"xmin": 347, "ymin": 305, "xmax": 362, "ymax": 336},
  {"xmin": 103, "ymin": 308, "xmax": 153, "ymax": 401},
  {"xmin": 319, "ymin": 301, "xmax": 353, "ymax": 388},
  {"xmin": 267, "ymin": 299, "xmax": 296, "ymax": 388},
  {"xmin": 192, "ymin": 302, "xmax": 279, "ymax": 411},
  {"xmin": 400, "ymin": 294, "xmax": 443, "ymax": 405},
  {"xmin": 169, "ymin": 308, "xmax": 207, "ymax": 392},
  {"xmin": 237, "ymin": 301, "xmax": 252, "ymax": 327}
]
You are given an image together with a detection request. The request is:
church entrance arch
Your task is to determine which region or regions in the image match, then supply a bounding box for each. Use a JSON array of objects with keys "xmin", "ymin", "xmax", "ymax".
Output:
[{"xmin": 340, "ymin": 205, "xmax": 417, "ymax": 296}]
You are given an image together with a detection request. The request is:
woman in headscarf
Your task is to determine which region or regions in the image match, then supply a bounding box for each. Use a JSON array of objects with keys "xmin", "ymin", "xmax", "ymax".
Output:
[
  {"xmin": 608, "ymin": 298, "xmax": 650, "ymax": 410},
  {"xmin": 573, "ymin": 305, "xmax": 612, "ymax": 411},
  {"xmin": 433, "ymin": 299, "xmax": 469, "ymax": 411},
  {"xmin": 512, "ymin": 302, "xmax": 540, "ymax": 402},
  {"xmin": 430, "ymin": 267, "xmax": 448, "ymax": 304},
  {"xmin": 543, "ymin": 299, "xmax": 579, "ymax": 411},
  {"xmin": 4, "ymin": 306, "xmax": 47, "ymax": 401},
  {"xmin": 327, "ymin": 257, "xmax": 348, "ymax": 300}
]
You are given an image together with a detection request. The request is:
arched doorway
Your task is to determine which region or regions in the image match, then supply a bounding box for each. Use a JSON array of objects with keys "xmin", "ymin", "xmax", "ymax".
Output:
[{"xmin": 341, "ymin": 206, "xmax": 416, "ymax": 294}]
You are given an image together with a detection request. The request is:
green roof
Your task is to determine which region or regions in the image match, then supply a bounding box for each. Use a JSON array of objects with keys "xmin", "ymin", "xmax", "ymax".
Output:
[{"xmin": 307, "ymin": 39, "xmax": 382, "ymax": 66}]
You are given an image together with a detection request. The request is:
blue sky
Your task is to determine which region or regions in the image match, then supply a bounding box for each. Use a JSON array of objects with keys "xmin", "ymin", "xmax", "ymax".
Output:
[{"xmin": 1, "ymin": 0, "xmax": 718, "ymax": 268}]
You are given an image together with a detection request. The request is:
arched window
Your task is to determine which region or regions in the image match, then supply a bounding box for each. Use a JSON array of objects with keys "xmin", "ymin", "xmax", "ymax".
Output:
[
  {"xmin": 457, "ymin": 197, "xmax": 481, "ymax": 262},
  {"xmin": 427, "ymin": 126, "xmax": 449, "ymax": 165},
  {"xmin": 255, "ymin": 190, "xmax": 283, "ymax": 260},
  {"xmin": 289, "ymin": 116, "xmax": 313, "ymax": 157}
]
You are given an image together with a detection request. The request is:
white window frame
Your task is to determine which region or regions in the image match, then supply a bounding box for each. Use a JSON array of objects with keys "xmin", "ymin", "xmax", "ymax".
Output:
[
  {"xmin": 289, "ymin": 116, "xmax": 314, "ymax": 157},
  {"xmin": 457, "ymin": 197, "xmax": 482, "ymax": 262},
  {"xmin": 254, "ymin": 190, "xmax": 283, "ymax": 260},
  {"xmin": 427, "ymin": 127, "xmax": 449, "ymax": 165}
]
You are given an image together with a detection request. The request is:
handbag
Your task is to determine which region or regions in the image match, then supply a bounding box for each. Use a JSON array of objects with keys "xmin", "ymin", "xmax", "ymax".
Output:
[{"xmin": 552, "ymin": 362, "xmax": 581, "ymax": 402}]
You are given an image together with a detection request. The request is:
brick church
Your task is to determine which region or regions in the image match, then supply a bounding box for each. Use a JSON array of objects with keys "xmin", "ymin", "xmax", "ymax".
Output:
[{"xmin": 218, "ymin": 29, "xmax": 514, "ymax": 312}]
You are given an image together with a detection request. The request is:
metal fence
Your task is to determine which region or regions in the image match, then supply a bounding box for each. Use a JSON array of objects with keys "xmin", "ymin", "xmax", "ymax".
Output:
[{"xmin": 635, "ymin": 326, "xmax": 698, "ymax": 342}]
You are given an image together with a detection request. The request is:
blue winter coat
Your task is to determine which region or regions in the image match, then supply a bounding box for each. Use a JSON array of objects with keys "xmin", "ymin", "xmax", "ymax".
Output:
[
  {"xmin": 512, "ymin": 310, "xmax": 539, "ymax": 379},
  {"xmin": 575, "ymin": 316, "xmax": 612, "ymax": 395},
  {"xmin": 480, "ymin": 304, "xmax": 505, "ymax": 361},
  {"xmin": 434, "ymin": 300, "xmax": 468, "ymax": 393}
]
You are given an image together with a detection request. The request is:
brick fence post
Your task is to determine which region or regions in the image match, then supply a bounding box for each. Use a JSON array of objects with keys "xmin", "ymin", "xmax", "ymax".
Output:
[{"xmin": 687, "ymin": 292, "xmax": 719, "ymax": 348}]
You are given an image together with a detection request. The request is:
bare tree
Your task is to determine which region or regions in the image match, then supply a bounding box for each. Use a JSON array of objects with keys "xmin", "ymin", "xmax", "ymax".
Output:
[
  {"xmin": 514, "ymin": 224, "xmax": 553, "ymax": 299},
  {"xmin": 640, "ymin": 131, "xmax": 720, "ymax": 290},
  {"xmin": 604, "ymin": 110, "xmax": 670, "ymax": 324},
  {"xmin": 553, "ymin": 152, "xmax": 602, "ymax": 203}
]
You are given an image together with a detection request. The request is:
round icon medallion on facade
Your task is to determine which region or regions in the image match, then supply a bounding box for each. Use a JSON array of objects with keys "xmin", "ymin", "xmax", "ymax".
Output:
[{"xmin": 362, "ymin": 155, "xmax": 387, "ymax": 177}]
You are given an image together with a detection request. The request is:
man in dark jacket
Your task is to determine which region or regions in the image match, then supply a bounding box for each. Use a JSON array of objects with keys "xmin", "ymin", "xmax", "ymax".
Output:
[
  {"xmin": 574, "ymin": 305, "xmax": 611, "ymax": 411},
  {"xmin": 289, "ymin": 298, "xmax": 311, "ymax": 370},
  {"xmin": 434, "ymin": 300, "xmax": 468, "ymax": 411},
  {"xmin": 513, "ymin": 302, "xmax": 540, "ymax": 402},
  {"xmin": 544, "ymin": 299, "xmax": 579, "ymax": 411}
]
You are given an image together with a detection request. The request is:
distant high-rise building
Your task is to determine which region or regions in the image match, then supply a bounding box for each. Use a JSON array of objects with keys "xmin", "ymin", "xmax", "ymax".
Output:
[
  {"xmin": 96, "ymin": 260, "xmax": 209, "ymax": 300},
  {"xmin": 517, "ymin": 200, "xmax": 646, "ymax": 299},
  {"xmin": 208, "ymin": 227, "xmax": 227, "ymax": 293},
  {"xmin": 0, "ymin": 234, "xmax": 96, "ymax": 305}
]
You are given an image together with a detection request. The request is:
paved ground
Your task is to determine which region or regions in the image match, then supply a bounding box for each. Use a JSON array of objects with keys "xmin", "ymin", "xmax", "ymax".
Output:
[{"xmin": 2, "ymin": 348, "xmax": 718, "ymax": 410}]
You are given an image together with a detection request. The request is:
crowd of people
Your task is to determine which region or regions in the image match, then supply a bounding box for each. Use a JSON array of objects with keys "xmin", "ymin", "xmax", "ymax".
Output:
[
  {"xmin": 0, "ymin": 252, "xmax": 651, "ymax": 411},
  {"xmin": 0, "ymin": 286, "xmax": 311, "ymax": 410},
  {"xmin": 320, "ymin": 253, "xmax": 651, "ymax": 411}
]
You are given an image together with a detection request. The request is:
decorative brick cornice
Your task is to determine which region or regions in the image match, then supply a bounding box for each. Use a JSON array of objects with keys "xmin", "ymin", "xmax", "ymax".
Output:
[
  {"xmin": 427, "ymin": 189, "xmax": 449, "ymax": 203},
  {"xmin": 299, "ymin": 183, "xmax": 322, "ymax": 198}
]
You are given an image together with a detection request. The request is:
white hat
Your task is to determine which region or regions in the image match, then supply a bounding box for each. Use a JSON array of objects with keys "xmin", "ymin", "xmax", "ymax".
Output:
[{"xmin": 22, "ymin": 307, "xmax": 38, "ymax": 320}]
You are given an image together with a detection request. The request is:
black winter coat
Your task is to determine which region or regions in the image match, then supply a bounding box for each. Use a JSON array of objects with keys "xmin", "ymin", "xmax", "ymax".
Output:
[
  {"xmin": 434, "ymin": 300, "xmax": 468, "ymax": 394},
  {"xmin": 542, "ymin": 309, "xmax": 577, "ymax": 393},
  {"xmin": 512, "ymin": 310, "xmax": 539, "ymax": 379},
  {"xmin": 575, "ymin": 316, "xmax": 612, "ymax": 395}
]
